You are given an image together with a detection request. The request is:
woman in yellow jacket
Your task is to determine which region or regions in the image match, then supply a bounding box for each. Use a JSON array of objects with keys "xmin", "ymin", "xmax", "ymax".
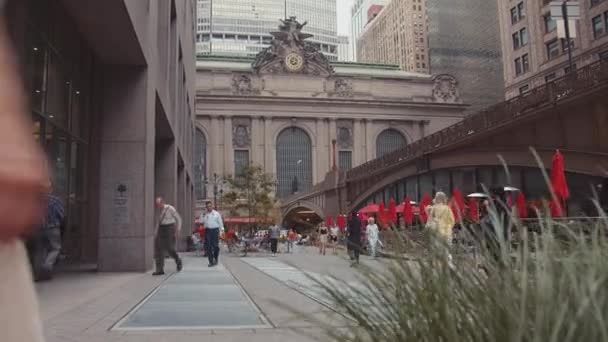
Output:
[{"xmin": 425, "ymin": 192, "xmax": 455, "ymax": 261}]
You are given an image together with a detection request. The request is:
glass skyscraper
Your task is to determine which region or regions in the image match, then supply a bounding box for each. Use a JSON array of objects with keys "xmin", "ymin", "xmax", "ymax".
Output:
[{"xmin": 196, "ymin": 0, "xmax": 339, "ymax": 60}]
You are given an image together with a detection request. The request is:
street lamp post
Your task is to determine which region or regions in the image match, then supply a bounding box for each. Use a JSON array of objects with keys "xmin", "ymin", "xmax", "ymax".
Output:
[
  {"xmin": 204, "ymin": 173, "xmax": 224, "ymax": 209},
  {"xmin": 550, "ymin": 1, "xmax": 580, "ymax": 73}
]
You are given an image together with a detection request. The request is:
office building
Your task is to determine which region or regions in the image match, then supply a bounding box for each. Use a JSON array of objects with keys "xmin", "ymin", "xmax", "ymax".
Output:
[
  {"xmin": 350, "ymin": 0, "xmax": 389, "ymax": 61},
  {"xmin": 357, "ymin": 0, "xmax": 430, "ymax": 73},
  {"xmin": 338, "ymin": 35, "xmax": 352, "ymax": 61},
  {"xmin": 498, "ymin": 0, "xmax": 608, "ymax": 99},
  {"xmin": 6, "ymin": 0, "xmax": 196, "ymax": 271},
  {"xmin": 357, "ymin": 0, "xmax": 505, "ymax": 113},
  {"xmin": 196, "ymin": 0, "xmax": 340, "ymax": 60}
]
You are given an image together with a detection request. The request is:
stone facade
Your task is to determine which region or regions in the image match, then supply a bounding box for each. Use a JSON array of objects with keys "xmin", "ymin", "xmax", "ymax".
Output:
[
  {"xmin": 497, "ymin": 0, "xmax": 608, "ymax": 99},
  {"xmin": 7, "ymin": 0, "xmax": 196, "ymax": 271},
  {"xmin": 195, "ymin": 19, "xmax": 467, "ymax": 202}
]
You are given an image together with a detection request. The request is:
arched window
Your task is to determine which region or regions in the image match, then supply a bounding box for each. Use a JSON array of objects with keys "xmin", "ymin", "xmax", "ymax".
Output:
[
  {"xmin": 276, "ymin": 127, "xmax": 313, "ymax": 198},
  {"xmin": 194, "ymin": 129, "xmax": 207, "ymax": 200},
  {"xmin": 376, "ymin": 129, "xmax": 406, "ymax": 158}
]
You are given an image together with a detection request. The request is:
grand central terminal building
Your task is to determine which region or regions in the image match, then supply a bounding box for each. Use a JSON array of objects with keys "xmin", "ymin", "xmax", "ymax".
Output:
[{"xmin": 195, "ymin": 18, "xmax": 468, "ymax": 204}]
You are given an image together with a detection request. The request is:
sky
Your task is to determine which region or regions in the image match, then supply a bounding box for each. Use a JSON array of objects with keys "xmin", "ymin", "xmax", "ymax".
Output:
[{"xmin": 337, "ymin": 0, "xmax": 355, "ymax": 36}]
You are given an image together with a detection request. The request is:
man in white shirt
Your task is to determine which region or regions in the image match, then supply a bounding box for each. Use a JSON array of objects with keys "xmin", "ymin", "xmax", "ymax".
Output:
[
  {"xmin": 153, "ymin": 197, "xmax": 183, "ymax": 275},
  {"xmin": 200, "ymin": 201, "xmax": 224, "ymax": 267}
]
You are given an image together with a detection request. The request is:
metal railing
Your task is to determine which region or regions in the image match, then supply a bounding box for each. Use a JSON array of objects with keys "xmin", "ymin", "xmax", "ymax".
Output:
[{"xmin": 346, "ymin": 59, "xmax": 608, "ymax": 182}]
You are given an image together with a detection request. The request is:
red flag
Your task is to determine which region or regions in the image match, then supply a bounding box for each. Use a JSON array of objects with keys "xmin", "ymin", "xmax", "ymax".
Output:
[
  {"xmin": 516, "ymin": 192, "xmax": 527, "ymax": 219},
  {"xmin": 337, "ymin": 215, "xmax": 346, "ymax": 231},
  {"xmin": 419, "ymin": 194, "xmax": 431, "ymax": 223},
  {"xmin": 403, "ymin": 197, "xmax": 414, "ymax": 225},
  {"xmin": 378, "ymin": 201, "xmax": 386, "ymax": 227},
  {"xmin": 550, "ymin": 198, "xmax": 563, "ymax": 217},
  {"xmin": 469, "ymin": 198, "xmax": 479, "ymax": 222},
  {"xmin": 451, "ymin": 188, "xmax": 466, "ymax": 221},
  {"xmin": 326, "ymin": 215, "xmax": 334, "ymax": 227},
  {"xmin": 550, "ymin": 150, "xmax": 570, "ymax": 200},
  {"xmin": 388, "ymin": 198, "xmax": 397, "ymax": 224}
]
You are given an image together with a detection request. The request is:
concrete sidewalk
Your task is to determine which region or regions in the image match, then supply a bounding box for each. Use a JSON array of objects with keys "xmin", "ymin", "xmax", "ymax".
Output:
[{"xmin": 35, "ymin": 247, "xmax": 372, "ymax": 342}]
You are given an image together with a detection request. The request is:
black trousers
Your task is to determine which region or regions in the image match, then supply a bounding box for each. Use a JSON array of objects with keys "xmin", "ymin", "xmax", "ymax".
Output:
[
  {"xmin": 347, "ymin": 240, "xmax": 361, "ymax": 262},
  {"xmin": 270, "ymin": 238, "xmax": 278, "ymax": 253},
  {"xmin": 205, "ymin": 228, "xmax": 220, "ymax": 264},
  {"xmin": 154, "ymin": 225, "xmax": 181, "ymax": 272}
]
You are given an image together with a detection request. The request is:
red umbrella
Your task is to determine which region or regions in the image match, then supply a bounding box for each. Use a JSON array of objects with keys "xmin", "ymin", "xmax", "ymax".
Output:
[
  {"xmin": 358, "ymin": 203, "xmax": 379, "ymax": 214},
  {"xmin": 336, "ymin": 215, "xmax": 346, "ymax": 231},
  {"xmin": 468, "ymin": 198, "xmax": 479, "ymax": 222},
  {"xmin": 326, "ymin": 215, "xmax": 334, "ymax": 227},
  {"xmin": 388, "ymin": 198, "xmax": 397, "ymax": 224},
  {"xmin": 403, "ymin": 197, "xmax": 414, "ymax": 225},
  {"xmin": 550, "ymin": 150, "xmax": 570, "ymax": 200},
  {"xmin": 451, "ymin": 188, "xmax": 466, "ymax": 221},
  {"xmin": 516, "ymin": 192, "xmax": 527, "ymax": 219},
  {"xmin": 419, "ymin": 193, "xmax": 431, "ymax": 223}
]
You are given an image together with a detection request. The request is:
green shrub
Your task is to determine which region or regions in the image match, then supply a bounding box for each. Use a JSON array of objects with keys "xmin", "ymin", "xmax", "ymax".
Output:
[{"xmin": 312, "ymin": 209, "xmax": 608, "ymax": 342}]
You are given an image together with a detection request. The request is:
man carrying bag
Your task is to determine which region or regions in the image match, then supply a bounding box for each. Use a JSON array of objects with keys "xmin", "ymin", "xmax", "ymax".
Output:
[{"xmin": 153, "ymin": 197, "xmax": 183, "ymax": 276}]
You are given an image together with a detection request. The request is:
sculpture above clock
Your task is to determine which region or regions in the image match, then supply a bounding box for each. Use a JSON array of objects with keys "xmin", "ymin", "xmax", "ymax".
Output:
[{"xmin": 252, "ymin": 17, "xmax": 334, "ymax": 76}]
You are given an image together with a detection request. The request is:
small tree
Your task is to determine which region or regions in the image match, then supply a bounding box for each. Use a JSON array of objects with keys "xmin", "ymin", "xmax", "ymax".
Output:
[{"xmin": 222, "ymin": 164, "xmax": 278, "ymax": 229}]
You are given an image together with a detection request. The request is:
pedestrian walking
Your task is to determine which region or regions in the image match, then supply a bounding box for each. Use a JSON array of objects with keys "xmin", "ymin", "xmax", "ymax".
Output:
[
  {"xmin": 31, "ymin": 184, "xmax": 65, "ymax": 281},
  {"xmin": 153, "ymin": 197, "xmax": 183, "ymax": 275},
  {"xmin": 330, "ymin": 224, "xmax": 340, "ymax": 255},
  {"xmin": 425, "ymin": 192, "xmax": 455, "ymax": 264},
  {"xmin": 287, "ymin": 228, "xmax": 296, "ymax": 253},
  {"xmin": 318, "ymin": 222, "xmax": 329, "ymax": 255},
  {"xmin": 347, "ymin": 212, "xmax": 362, "ymax": 266},
  {"xmin": 268, "ymin": 223, "xmax": 280, "ymax": 256},
  {"xmin": 200, "ymin": 201, "xmax": 224, "ymax": 267},
  {"xmin": 366, "ymin": 217, "xmax": 380, "ymax": 258}
]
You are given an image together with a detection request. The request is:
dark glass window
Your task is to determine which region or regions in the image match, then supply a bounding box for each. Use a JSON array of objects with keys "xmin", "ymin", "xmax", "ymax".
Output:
[
  {"xmin": 234, "ymin": 150, "xmax": 249, "ymax": 178},
  {"xmin": 592, "ymin": 15, "xmax": 605, "ymax": 38},
  {"xmin": 545, "ymin": 15, "xmax": 556, "ymax": 33},
  {"xmin": 376, "ymin": 129, "xmax": 407, "ymax": 158},
  {"xmin": 546, "ymin": 39, "xmax": 560, "ymax": 60},
  {"xmin": 522, "ymin": 54, "xmax": 529, "ymax": 73},
  {"xmin": 276, "ymin": 127, "xmax": 313, "ymax": 198},
  {"xmin": 519, "ymin": 84, "xmax": 529, "ymax": 94},
  {"xmin": 338, "ymin": 151, "xmax": 353, "ymax": 171},
  {"xmin": 194, "ymin": 129, "xmax": 207, "ymax": 200}
]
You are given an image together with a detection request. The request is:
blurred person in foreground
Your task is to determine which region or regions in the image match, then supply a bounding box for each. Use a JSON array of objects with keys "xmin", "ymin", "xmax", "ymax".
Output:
[{"xmin": 0, "ymin": 4, "xmax": 49, "ymax": 341}]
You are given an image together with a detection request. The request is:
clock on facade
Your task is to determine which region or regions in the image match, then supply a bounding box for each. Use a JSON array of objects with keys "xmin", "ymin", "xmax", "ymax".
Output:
[{"xmin": 284, "ymin": 52, "xmax": 304, "ymax": 72}]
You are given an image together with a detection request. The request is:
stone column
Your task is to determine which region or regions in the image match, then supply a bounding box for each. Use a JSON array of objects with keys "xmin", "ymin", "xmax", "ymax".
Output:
[
  {"xmin": 251, "ymin": 116, "xmax": 262, "ymax": 166},
  {"xmin": 364, "ymin": 119, "xmax": 373, "ymax": 161},
  {"xmin": 353, "ymin": 119, "xmax": 363, "ymax": 167},
  {"xmin": 263, "ymin": 117, "xmax": 273, "ymax": 175},
  {"xmin": 210, "ymin": 116, "xmax": 221, "ymax": 178},
  {"xmin": 223, "ymin": 115, "xmax": 233, "ymax": 176},
  {"xmin": 97, "ymin": 66, "xmax": 158, "ymax": 272},
  {"xmin": 315, "ymin": 118, "xmax": 327, "ymax": 181},
  {"xmin": 328, "ymin": 118, "xmax": 337, "ymax": 171}
]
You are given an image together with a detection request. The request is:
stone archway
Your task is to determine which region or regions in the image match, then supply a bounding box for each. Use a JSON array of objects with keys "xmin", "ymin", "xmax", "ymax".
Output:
[{"xmin": 282, "ymin": 205, "xmax": 324, "ymax": 234}]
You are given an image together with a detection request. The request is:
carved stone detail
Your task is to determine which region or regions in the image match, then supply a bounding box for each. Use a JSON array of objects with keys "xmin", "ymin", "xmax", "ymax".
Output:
[
  {"xmin": 231, "ymin": 74, "xmax": 260, "ymax": 96},
  {"xmin": 252, "ymin": 17, "xmax": 334, "ymax": 76},
  {"xmin": 232, "ymin": 118, "xmax": 251, "ymax": 148},
  {"xmin": 432, "ymin": 74, "xmax": 460, "ymax": 103},
  {"xmin": 336, "ymin": 120, "xmax": 354, "ymax": 149}
]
